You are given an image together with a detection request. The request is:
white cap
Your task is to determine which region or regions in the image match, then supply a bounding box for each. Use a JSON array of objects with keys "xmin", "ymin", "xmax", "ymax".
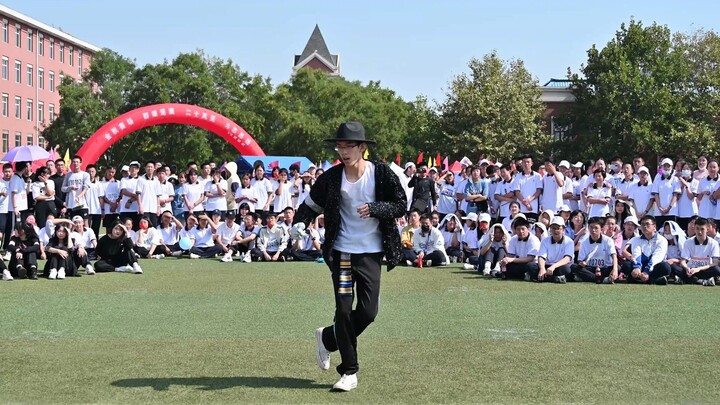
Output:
[
  {"xmin": 660, "ymin": 158, "xmax": 673, "ymax": 167},
  {"xmin": 308, "ymin": 163, "xmax": 316, "ymax": 169},
  {"xmin": 572, "ymin": 161, "xmax": 584, "ymax": 168},
  {"xmin": 72, "ymin": 215, "xmax": 84, "ymax": 223},
  {"xmin": 541, "ymin": 209, "xmax": 555, "ymax": 220},
  {"xmin": 129, "ymin": 161, "xmax": 141, "ymax": 167},
  {"xmin": 624, "ymin": 216, "xmax": 640, "ymax": 227},
  {"xmin": 479, "ymin": 159, "xmax": 490, "ymax": 166},
  {"xmin": 462, "ymin": 212, "xmax": 478, "ymax": 222},
  {"xmin": 429, "ymin": 167, "xmax": 438, "ymax": 172},
  {"xmin": 478, "ymin": 213, "xmax": 491, "ymax": 223},
  {"xmin": 558, "ymin": 160, "xmax": 571, "ymax": 169},
  {"xmin": 121, "ymin": 165, "xmax": 130, "ymax": 172},
  {"xmin": 558, "ymin": 204, "xmax": 571, "ymax": 213},
  {"xmin": 534, "ymin": 222, "xmax": 547, "ymax": 233},
  {"xmin": 550, "ymin": 216, "xmax": 566, "ymax": 228},
  {"xmin": 637, "ymin": 166, "xmax": 650, "ymax": 174},
  {"xmin": 495, "ymin": 162, "xmax": 503, "ymax": 168},
  {"xmin": 404, "ymin": 162, "xmax": 416, "ymax": 170}
]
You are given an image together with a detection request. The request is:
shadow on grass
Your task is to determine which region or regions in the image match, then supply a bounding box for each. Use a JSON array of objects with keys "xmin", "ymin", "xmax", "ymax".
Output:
[{"xmin": 112, "ymin": 376, "xmax": 331, "ymax": 391}]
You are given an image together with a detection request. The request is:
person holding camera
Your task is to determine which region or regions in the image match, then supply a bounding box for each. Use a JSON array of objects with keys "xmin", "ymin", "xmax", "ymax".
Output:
[{"xmin": 408, "ymin": 162, "xmax": 437, "ymax": 215}]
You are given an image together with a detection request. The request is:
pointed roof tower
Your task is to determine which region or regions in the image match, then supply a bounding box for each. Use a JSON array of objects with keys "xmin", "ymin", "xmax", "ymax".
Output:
[{"xmin": 293, "ymin": 25, "xmax": 340, "ymax": 76}]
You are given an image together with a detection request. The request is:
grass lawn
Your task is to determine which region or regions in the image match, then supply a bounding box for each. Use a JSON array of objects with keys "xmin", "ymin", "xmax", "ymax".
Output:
[{"xmin": 1, "ymin": 258, "xmax": 719, "ymax": 404}]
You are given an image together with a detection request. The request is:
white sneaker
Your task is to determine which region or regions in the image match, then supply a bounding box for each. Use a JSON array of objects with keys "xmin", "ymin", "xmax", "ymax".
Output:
[
  {"xmin": 2, "ymin": 251, "xmax": 11, "ymax": 261},
  {"xmin": 332, "ymin": 373, "xmax": 358, "ymax": 392},
  {"xmin": 115, "ymin": 266, "xmax": 127, "ymax": 273},
  {"xmin": 132, "ymin": 263, "xmax": 143, "ymax": 274},
  {"xmin": 57, "ymin": 268, "xmax": 66, "ymax": 280},
  {"xmin": 242, "ymin": 252, "xmax": 252, "ymax": 263},
  {"xmin": 463, "ymin": 263, "xmax": 474, "ymax": 270},
  {"xmin": 171, "ymin": 251, "xmax": 183, "ymax": 258},
  {"xmin": 482, "ymin": 266, "xmax": 491, "ymax": 276},
  {"xmin": 315, "ymin": 327, "xmax": 330, "ymax": 370},
  {"xmin": 2, "ymin": 269, "xmax": 13, "ymax": 281},
  {"xmin": 85, "ymin": 264, "xmax": 95, "ymax": 275},
  {"xmin": 190, "ymin": 253, "xmax": 200, "ymax": 259},
  {"xmin": 220, "ymin": 253, "xmax": 233, "ymax": 263},
  {"xmin": 152, "ymin": 254, "xmax": 165, "ymax": 259},
  {"xmin": 48, "ymin": 268, "xmax": 58, "ymax": 280},
  {"xmin": 704, "ymin": 277, "xmax": 716, "ymax": 286},
  {"xmin": 125, "ymin": 265, "xmax": 134, "ymax": 273}
]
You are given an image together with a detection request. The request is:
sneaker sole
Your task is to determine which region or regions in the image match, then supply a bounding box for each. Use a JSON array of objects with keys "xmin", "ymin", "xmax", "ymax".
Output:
[{"xmin": 315, "ymin": 328, "xmax": 330, "ymax": 371}]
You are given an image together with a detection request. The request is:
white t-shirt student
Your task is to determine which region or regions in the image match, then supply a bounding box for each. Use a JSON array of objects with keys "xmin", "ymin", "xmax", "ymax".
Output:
[
  {"xmin": 239, "ymin": 223, "xmax": 261, "ymax": 249},
  {"xmin": 651, "ymin": 175, "xmax": 681, "ymax": 216},
  {"xmin": 682, "ymin": 236, "xmax": 720, "ymax": 269},
  {"xmin": 508, "ymin": 233, "xmax": 541, "ymax": 263},
  {"xmin": 216, "ymin": 221, "xmax": 241, "ymax": 246},
  {"xmin": 86, "ymin": 180, "xmax": 104, "ymax": 216},
  {"xmin": 136, "ymin": 175, "xmax": 161, "ymax": 215},
  {"xmin": 62, "ymin": 170, "xmax": 91, "ymax": 210},
  {"xmin": 101, "ymin": 179, "xmax": 121, "ymax": 214},
  {"xmin": 0, "ymin": 178, "xmax": 9, "ymax": 214},
  {"xmin": 462, "ymin": 227, "xmax": 480, "ymax": 250},
  {"xmin": 71, "ymin": 228, "xmax": 97, "ymax": 249},
  {"xmin": 251, "ymin": 177, "xmax": 273, "ymax": 211},
  {"xmin": 182, "ymin": 182, "xmax": 205, "ymax": 213},
  {"xmin": 157, "ymin": 224, "xmax": 180, "ymax": 246},
  {"xmin": 334, "ymin": 162, "xmax": 382, "ymax": 253},
  {"xmin": 541, "ymin": 174, "xmax": 564, "ymax": 213},
  {"xmin": 586, "ymin": 184, "xmax": 612, "ymax": 218},
  {"xmin": 190, "ymin": 226, "xmax": 215, "ymax": 248},
  {"xmin": 697, "ymin": 176, "xmax": 719, "ymax": 219},
  {"xmin": 578, "ymin": 234, "xmax": 616, "ymax": 268},
  {"xmin": 538, "ymin": 235, "xmax": 574, "ymax": 265},
  {"xmin": 494, "ymin": 179, "xmax": 518, "ymax": 218},
  {"xmin": 677, "ymin": 178, "xmax": 699, "ymax": 219},
  {"xmin": 8, "ymin": 173, "xmax": 28, "ymax": 213},
  {"xmin": 271, "ymin": 180, "xmax": 294, "ymax": 213},
  {"xmin": 515, "ymin": 171, "xmax": 543, "ymax": 214},
  {"xmin": 119, "ymin": 176, "xmax": 139, "ymax": 213},
  {"xmin": 204, "ymin": 179, "xmax": 228, "ymax": 212},
  {"xmin": 629, "ymin": 182, "xmax": 654, "ymax": 217}
]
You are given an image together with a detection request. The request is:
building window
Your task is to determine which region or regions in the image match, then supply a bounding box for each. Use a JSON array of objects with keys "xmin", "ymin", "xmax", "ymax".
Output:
[
  {"xmin": 1, "ymin": 56, "xmax": 7, "ymax": 80},
  {"xmin": 15, "ymin": 132, "xmax": 21, "ymax": 147},
  {"xmin": 14, "ymin": 60, "xmax": 20, "ymax": 83},
  {"xmin": 78, "ymin": 50, "xmax": 83, "ymax": 75},
  {"xmin": 49, "ymin": 39, "xmax": 54, "ymax": 59},
  {"xmin": 49, "ymin": 71, "xmax": 55, "ymax": 92},
  {"xmin": 2, "ymin": 19, "xmax": 7, "ymax": 43},
  {"xmin": 59, "ymin": 73, "xmax": 64, "ymax": 85},
  {"xmin": 15, "ymin": 24, "xmax": 20, "ymax": 47},
  {"xmin": 1, "ymin": 131, "xmax": 7, "ymax": 153},
  {"xmin": 26, "ymin": 99, "xmax": 33, "ymax": 121},
  {"xmin": 1, "ymin": 93, "xmax": 7, "ymax": 117},
  {"xmin": 60, "ymin": 43, "xmax": 64, "ymax": 63},
  {"xmin": 38, "ymin": 68, "xmax": 44, "ymax": 89},
  {"xmin": 14, "ymin": 96, "xmax": 20, "ymax": 118},
  {"xmin": 27, "ymin": 134, "xmax": 33, "ymax": 146},
  {"xmin": 26, "ymin": 64, "xmax": 33, "ymax": 86},
  {"xmin": 38, "ymin": 135, "xmax": 45, "ymax": 148},
  {"xmin": 38, "ymin": 101, "xmax": 44, "ymax": 123},
  {"xmin": 27, "ymin": 29, "xmax": 32, "ymax": 52},
  {"xmin": 49, "ymin": 104, "xmax": 55, "ymax": 123},
  {"xmin": 69, "ymin": 47, "xmax": 74, "ymax": 66},
  {"xmin": 38, "ymin": 34, "xmax": 44, "ymax": 56}
]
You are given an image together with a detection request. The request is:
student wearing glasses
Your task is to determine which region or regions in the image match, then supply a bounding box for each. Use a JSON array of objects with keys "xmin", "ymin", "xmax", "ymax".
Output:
[{"xmin": 620, "ymin": 215, "xmax": 672, "ymax": 285}]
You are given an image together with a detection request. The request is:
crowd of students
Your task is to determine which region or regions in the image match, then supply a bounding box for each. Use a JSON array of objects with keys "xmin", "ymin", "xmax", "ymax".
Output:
[{"xmin": 2, "ymin": 152, "xmax": 719, "ymax": 287}]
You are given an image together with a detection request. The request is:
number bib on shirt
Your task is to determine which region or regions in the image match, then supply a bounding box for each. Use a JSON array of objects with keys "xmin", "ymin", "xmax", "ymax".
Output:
[{"xmin": 688, "ymin": 256, "xmax": 711, "ymax": 269}]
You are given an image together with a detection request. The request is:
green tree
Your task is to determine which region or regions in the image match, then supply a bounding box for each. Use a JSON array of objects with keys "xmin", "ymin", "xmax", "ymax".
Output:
[{"xmin": 438, "ymin": 52, "xmax": 549, "ymax": 163}]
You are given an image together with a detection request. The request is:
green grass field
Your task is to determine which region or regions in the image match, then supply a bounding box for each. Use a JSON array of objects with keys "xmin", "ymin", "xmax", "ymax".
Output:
[{"xmin": 1, "ymin": 258, "xmax": 719, "ymax": 404}]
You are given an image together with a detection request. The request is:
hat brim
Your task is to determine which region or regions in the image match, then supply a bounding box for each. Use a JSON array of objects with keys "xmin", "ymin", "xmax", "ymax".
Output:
[{"xmin": 324, "ymin": 138, "xmax": 376, "ymax": 144}]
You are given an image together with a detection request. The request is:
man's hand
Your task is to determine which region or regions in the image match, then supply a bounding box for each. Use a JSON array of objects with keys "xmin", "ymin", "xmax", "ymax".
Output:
[
  {"xmin": 538, "ymin": 268, "xmax": 546, "ymax": 281},
  {"xmin": 631, "ymin": 268, "xmax": 642, "ymax": 279},
  {"xmin": 57, "ymin": 250, "xmax": 68, "ymax": 259},
  {"xmin": 272, "ymin": 252, "xmax": 280, "ymax": 261},
  {"xmin": 356, "ymin": 204, "xmax": 371, "ymax": 219},
  {"xmin": 77, "ymin": 247, "xmax": 86, "ymax": 258}
]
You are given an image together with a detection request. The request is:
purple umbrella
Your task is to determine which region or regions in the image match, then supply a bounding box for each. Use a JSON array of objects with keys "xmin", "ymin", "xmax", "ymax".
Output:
[{"xmin": 1, "ymin": 145, "xmax": 50, "ymax": 163}]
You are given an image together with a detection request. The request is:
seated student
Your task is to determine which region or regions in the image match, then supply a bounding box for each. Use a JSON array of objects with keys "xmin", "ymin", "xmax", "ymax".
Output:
[
  {"xmin": 499, "ymin": 217, "xmax": 540, "ymax": 280},
  {"xmin": 708, "ymin": 218, "xmax": 720, "ymax": 245},
  {"xmin": 156, "ymin": 211, "xmax": 183, "ymax": 257},
  {"xmin": 572, "ymin": 216, "xmax": 618, "ymax": 284},
  {"xmin": 661, "ymin": 221, "xmax": 686, "ymax": 267},
  {"xmin": 536, "ymin": 217, "xmax": 574, "ymax": 283},
  {"xmin": 439, "ymin": 214, "xmax": 464, "ymax": 263},
  {"xmin": 290, "ymin": 220, "xmax": 323, "ymax": 262},
  {"xmin": 216, "ymin": 211, "xmax": 241, "ymax": 263},
  {"xmin": 70, "ymin": 216, "xmax": 97, "ymax": 275},
  {"xmin": 94, "ymin": 221, "xmax": 143, "ymax": 274},
  {"xmin": 237, "ymin": 212, "xmax": 260, "ymax": 262},
  {"xmin": 8, "ymin": 223, "xmax": 41, "ymax": 280},
  {"xmin": 252, "ymin": 213, "xmax": 288, "ymax": 262},
  {"xmin": 132, "ymin": 215, "xmax": 163, "ymax": 259},
  {"xmin": 478, "ymin": 223, "xmax": 509, "ymax": 277},
  {"xmin": 44, "ymin": 224, "xmax": 77, "ymax": 279},
  {"xmin": 461, "ymin": 212, "xmax": 482, "ymax": 268},
  {"xmin": 533, "ymin": 222, "xmax": 548, "ymax": 241},
  {"xmin": 501, "ymin": 201, "xmax": 522, "ymax": 235},
  {"xmin": 620, "ymin": 215, "xmax": 672, "ymax": 285},
  {"xmin": 673, "ymin": 217, "xmax": 720, "ymax": 286},
  {"xmin": 538, "ymin": 209, "xmax": 554, "ymax": 229},
  {"xmin": 401, "ymin": 209, "xmax": 421, "ymax": 264},
  {"xmin": 37, "ymin": 214, "xmax": 73, "ymax": 256},
  {"xmin": 188, "ymin": 213, "xmax": 223, "ymax": 259},
  {"xmin": 407, "ymin": 213, "xmax": 448, "ymax": 267}
]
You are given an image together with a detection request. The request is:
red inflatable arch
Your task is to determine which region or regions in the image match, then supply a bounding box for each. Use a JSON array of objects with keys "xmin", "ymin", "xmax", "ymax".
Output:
[{"xmin": 77, "ymin": 103, "xmax": 266, "ymax": 167}]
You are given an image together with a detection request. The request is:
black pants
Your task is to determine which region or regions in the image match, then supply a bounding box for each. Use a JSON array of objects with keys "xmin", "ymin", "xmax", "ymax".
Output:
[
  {"xmin": 504, "ymin": 262, "xmax": 539, "ymax": 280},
  {"xmin": 404, "ymin": 249, "xmax": 446, "ymax": 266},
  {"xmin": 676, "ymin": 217, "xmax": 692, "ymax": 233},
  {"xmin": 89, "ymin": 214, "xmax": 102, "ymax": 239},
  {"xmin": 4, "ymin": 210, "xmax": 31, "ymax": 250},
  {"xmin": 34, "ymin": 201, "xmax": 58, "ymax": 230},
  {"xmin": 446, "ymin": 246, "xmax": 463, "ymax": 262},
  {"xmin": 571, "ymin": 264, "xmax": 614, "ymax": 282},
  {"xmin": 133, "ymin": 245, "xmax": 151, "ymax": 258},
  {"xmin": 291, "ymin": 249, "xmax": 322, "ymax": 261},
  {"xmin": 94, "ymin": 238, "xmax": 137, "ymax": 272},
  {"xmin": 620, "ymin": 261, "xmax": 672, "ymax": 283},
  {"xmin": 9, "ymin": 250, "xmax": 38, "ymax": 277},
  {"xmin": 190, "ymin": 245, "xmax": 223, "ymax": 258},
  {"xmin": 45, "ymin": 252, "xmax": 77, "ymax": 277},
  {"xmin": 320, "ymin": 250, "xmax": 383, "ymax": 376},
  {"xmin": 671, "ymin": 263, "xmax": 720, "ymax": 284},
  {"xmin": 530, "ymin": 263, "xmax": 571, "ymax": 281}
]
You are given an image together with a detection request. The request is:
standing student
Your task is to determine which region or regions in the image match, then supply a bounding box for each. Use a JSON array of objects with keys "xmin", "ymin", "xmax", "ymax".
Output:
[
  {"xmin": 119, "ymin": 161, "xmax": 141, "ymax": 229},
  {"xmin": 540, "ymin": 159, "xmax": 565, "ymax": 214},
  {"xmin": 584, "ymin": 169, "xmax": 613, "ymax": 219},
  {"xmin": 676, "ymin": 162, "xmax": 699, "ymax": 231},
  {"xmin": 251, "ymin": 165, "xmax": 274, "ymax": 221},
  {"xmin": 85, "ymin": 164, "xmax": 104, "ymax": 238},
  {"xmin": 651, "ymin": 158, "xmax": 681, "ymax": 229},
  {"xmin": 272, "ymin": 168, "xmax": 294, "ymax": 215},
  {"xmin": 61, "ymin": 156, "xmax": 92, "ymax": 222},
  {"xmin": 136, "ymin": 161, "xmax": 161, "ymax": 227},
  {"xmin": 9, "ymin": 162, "xmax": 31, "ymax": 227},
  {"xmin": 628, "ymin": 166, "xmax": 655, "ymax": 219},
  {"xmin": 514, "ymin": 154, "xmax": 543, "ymax": 221},
  {"xmin": 31, "ymin": 167, "xmax": 57, "ymax": 229},
  {"xmin": 204, "ymin": 168, "xmax": 228, "ymax": 216},
  {"xmin": 494, "ymin": 166, "xmax": 517, "ymax": 224},
  {"xmin": 0, "ymin": 164, "xmax": 11, "ymax": 255},
  {"xmin": 182, "ymin": 169, "xmax": 205, "ymax": 218},
  {"xmin": 100, "ymin": 166, "xmax": 121, "ymax": 234},
  {"xmin": 696, "ymin": 160, "xmax": 719, "ymax": 220},
  {"xmin": 292, "ymin": 121, "xmax": 406, "ymax": 392}
]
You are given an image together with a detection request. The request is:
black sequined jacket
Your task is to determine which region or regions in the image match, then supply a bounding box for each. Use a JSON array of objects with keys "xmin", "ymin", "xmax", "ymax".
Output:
[{"xmin": 294, "ymin": 160, "xmax": 407, "ymax": 270}]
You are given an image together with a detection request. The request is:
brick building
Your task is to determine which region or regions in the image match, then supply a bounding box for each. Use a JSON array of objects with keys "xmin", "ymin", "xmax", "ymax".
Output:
[{"xmin": 0, "ymin": 4, "xmax": 100, "ymax": 154}]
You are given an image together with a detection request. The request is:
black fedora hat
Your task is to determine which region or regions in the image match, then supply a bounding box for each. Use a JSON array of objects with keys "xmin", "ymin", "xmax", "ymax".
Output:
[{"xmin": 324, "ymin": 121, "xmax": 375, "ymax": 144}]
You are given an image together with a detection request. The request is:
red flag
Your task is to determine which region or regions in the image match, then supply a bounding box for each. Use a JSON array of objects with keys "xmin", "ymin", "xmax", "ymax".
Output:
[
  {"xmin": 443, "ymin": 156, "xmax": 449, "ymax": 171},
  {"xmin": 395, "ymin": 153, "xmax": 401, "ymax": 166},
  {"xmin": 332, "ymin": 159, "xmax": 341, "ymax": 166},
  {"xmin": 291, "ymin": 161, "xmax": 301, "ymax": 170},
  {"xmin": 268, "ymin": 160, "xmax": 280, "ymax": 169},
  {"xmin": 416, "ymin": 152, "xmax": 424, "ymax": 164},
  {"xmin": 435, "ymin": 153, "xmax": 441, "ymax": 167}
]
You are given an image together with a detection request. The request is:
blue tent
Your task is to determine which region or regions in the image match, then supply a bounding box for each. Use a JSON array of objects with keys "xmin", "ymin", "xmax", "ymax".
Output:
[{"xmin": 234, "ymin": 155, "xmax": 315, "ymax": 174}]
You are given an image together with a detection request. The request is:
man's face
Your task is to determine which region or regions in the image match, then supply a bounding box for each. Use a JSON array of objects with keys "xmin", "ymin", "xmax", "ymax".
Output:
[
  {"xmin": 129, "ymin": 166, "xmax": 139, "ymax": 177},
  {"xmin": 71, "ymin": 158, "xmax": 82, "ymax": 172},
  {"xmin": 471, "ymin": 168, "xmax": 481, "ymax": 180},
  {"xmin": 88, "ymin": 167, "xmax": 96, "ymax": 179},
  {"xmin": 202, "ymin": 165, "xmax": 211, "ymax": 176},
  {"xmin": 516, "ymin": 225, "xmax": 530, "ymax": 239},
  {"xmin": 417, "ymin": 166, "xmax": 427, "ymax": 178},
  {"xmin": 266, "ymin": 216, "xmax": 276, "ymax": 228},
  {"xmin": 622, "ymin": 164, "xmax": 634, "ymax": 177},
  {"xmin": 522, "ymin": 158, "xmax": 533, "ymax": 172},
  {"xmin": 105, "ymin": 168, "xmax": 116, "ymax": 180},
  {"xmin": 145, "ymin": 163, "xmax": 155, "ymax": 177},
  {"xmin": 633, "ymin": 158, "xmax": 644, "ymax": 169},
  {"xmin": 550, "ymin": 224, "xmax": 564, "ymax": 238},
  {"xmin": 3, "ymin": 167, "xmax": 12, "ymax": 180},
  {"xmin": 696, "ymin": 224, "xmax": 707, "ymax": 240},
  {"xmin": 283, "ymin": 210, "xmax": 294, "ymax": 222},
  {"xmin": 244, "ymin": 215, "xmax": 254, "ymax": 228},
  {"xmin": 640, "ymin": 219, "xmax": 656, "ymax": 238},
  {"xmin": 56, "ymin": 161, "xmax": 65, "ymax": 173},
  {"xmin": 157, "ymin": 171, "xmax": 166, "ymax": 182},
  {"xmin": 409, "ymin": 212, "xmax": 420, "ymax": 226}
]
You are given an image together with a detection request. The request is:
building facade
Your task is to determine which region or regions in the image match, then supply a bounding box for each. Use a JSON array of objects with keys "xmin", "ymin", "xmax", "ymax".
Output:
[
  {"xmin": 0, "ymin": 5, "xmax": 100, "ymax": 154},
  {"xmin": 539, "ymin": 79, "xmax": 575, "ymax": 140},
  {"xmin": 293, "ymin": 25, "xmax": 340, "ymax": 76}
]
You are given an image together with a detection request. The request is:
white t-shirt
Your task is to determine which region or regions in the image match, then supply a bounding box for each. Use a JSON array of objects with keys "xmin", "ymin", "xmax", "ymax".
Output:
[
  {"xmin": 515, "ymin": 171, "xmax": 543, "ymax": 214},
  {"xmin": 71, "ymin": 228, "xmax": 97, "ymax": 249},
  {"xmin": 235, "ymin": 187, "xmax": 258, "ymax": 212},
  {"xmin": 0, "ymin": 178, "xmax": 8, "ymax": 214},
  {"xmin": 651, "ymin": 176, "xmax": 681, "ymax": 216},
  {"xmin": 271, "ymin": 180, "xmax": 294, "ymax": 213},
  {"xmin": 31, "ymin": 180, "xmax": 54, "ymax": 202},
  {"xmin": 562, "ymin": 177, "xmax": 577, "ymax": 212},
  {"xmin": 8, "ymin": 174, "xmax": 28, "ymax": 212},
  {"xmin": 119, "ymin": 176, "xmax": 139, "ymax": 213},
  {"xmin": 190, "ymin": 226, "xmax": 215, "ymax": 248},
  {"xmin": 250, "ymin": 178, "xmax": 273, "ymax": 211},
  {"xmin": 334, "ymin": 162, "xmax": 383, "ymax": 253},
  {"xmin": 578, "ymin": 234, "xmax": 616, "ymax": 268},
  {"xmin": 204, "ymin": 179, "xmax": 228, "ymax": 211},
  {"xmin": 412, "ymin": 227, "xmax": 446, "ymax": 255},
  {"xmin": 436, "ymin": 181, "xmax": 457, "ymax": 215},
  {"xmin": 135, "ymin": 227, "xmax": 161, "ymax": 249},
  {"xmin": 494, "ymin": 179, "xmax": 518, "ymax": 218},
  {"xmin": 136, "ymin": 175, "xmax": 161, "ymax": 214},
  {"xmin": 455, "ymin": 177, "xmax": 470, "ymax": 213},
  {"xmin": 101, "ymin": 180, "xmax": 121, "ymax": 214},
  {"xmin": 239, "ymin": 224, "xmax": 260, "ymax": 249},
  {"xmin": 697, "ymin": 177, "xmax": 719, "ymax": 219},
  {"xmin": 538, "ymin": 235, "xmax": 574, "ymax": 265},
  {"xmin": 217, "ymin": 222, "xmax": 240, "ymax": 245},
  {"xmin": 681, "ymin": 236, "xmax": 720, "ymax": 268},
  {"xmin": 541, "ymin": 174, "xmax": 564, "ymax": 213},
  {"xmin": 157, "ymin": 224, "xmax": 180, "ymax": 245},
  {"xmin": 508, "ymin": 234, "xmax": 541, "ymax": 263},
  {"xmin": 462, "ymin": 228, "xmax": 480, "ymax": 250},
  {"xmin": 86, "ymin": 180, "xmax": 103, "ymax": 215},
  {"xmin": 295, "ymin": 183, "xmax": 311, "ymax": 210},
  {"xmin": 62, "ymin": 171, "xmax": 91, "ymax": 210},
  {"xmin": 629, "ymin": 183, "xmax": 654, "ymax": 216},
  {"xmin": 182, "ymin": 182, "xmax": 205, "ymax": 213},
  {"xmin": 677, "ymin": 178, "xmax": 699, "ymax": 218},
  {"xmin": 586, "ymin": 185, "xmax": 612, "ymax": 218},
  {"xmin": 296, "ymin": 228, "xmax": 321, "ymax": 251},
  {"xmin": 158, "ymin": 180, "xmax": 174, "ymax": 213}
]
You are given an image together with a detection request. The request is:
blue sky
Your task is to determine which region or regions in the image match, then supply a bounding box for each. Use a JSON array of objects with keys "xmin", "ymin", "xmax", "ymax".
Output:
[{"xmin": 4, "ymin": 0, "xmax": 719, "ymax": 103}]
